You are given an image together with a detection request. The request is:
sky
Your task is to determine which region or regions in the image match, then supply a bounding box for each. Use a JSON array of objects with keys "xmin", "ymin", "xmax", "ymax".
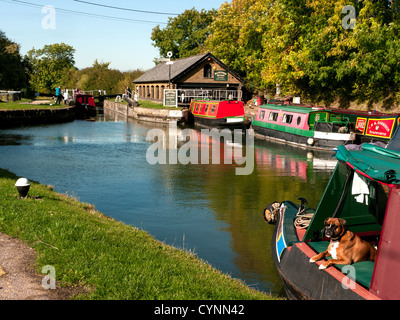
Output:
[{"xmin": 0, "ymin": 0, "xmax": 228, "ymax": 71}]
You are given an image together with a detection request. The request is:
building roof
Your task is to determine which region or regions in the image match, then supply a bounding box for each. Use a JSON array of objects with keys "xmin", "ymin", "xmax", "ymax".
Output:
[{"xmin": 133, "ymin": 52, "xmax": 243, "ymax": 84}]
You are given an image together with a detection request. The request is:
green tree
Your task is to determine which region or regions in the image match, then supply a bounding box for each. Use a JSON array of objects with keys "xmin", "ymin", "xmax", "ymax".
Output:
[
  {"xmin": 151, "ymin": 8, "xmax": 217, "ymax": 59},
  {"xmin": 205, "ymin": 0, "xmax": 275, "ymax": 93},
  {"xmin": 0, "ymin": 30, "xmax": 27, "ymax": 90},
  {"xmin": 206, "ymin": 0, "xmax": 400, "ymax": 106},
  {"xmin": 25, "ymin": 43, "xmax": 75, "ymax": 93},
  {"xmin": 72, "ymin": 60, "xmax": 144, "ymax": 94}
]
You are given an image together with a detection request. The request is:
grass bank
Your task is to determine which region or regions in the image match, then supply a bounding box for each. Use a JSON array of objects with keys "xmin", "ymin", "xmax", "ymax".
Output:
[
  {"xmin": 0, "ymin": 169, "xmax": 279, "ymax": 300},
  {"xmin": 0, "ymin": 98, "xmax": 65, "ymax": 110}
]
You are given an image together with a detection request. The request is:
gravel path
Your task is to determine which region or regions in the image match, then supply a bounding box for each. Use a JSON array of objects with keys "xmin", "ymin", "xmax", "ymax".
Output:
[{"xmin": 0, "ymin": 233, "xmax": 83, "ymax": 300}]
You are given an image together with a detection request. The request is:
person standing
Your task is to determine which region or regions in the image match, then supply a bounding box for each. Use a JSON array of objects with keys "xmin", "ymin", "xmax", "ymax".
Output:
[
  {"xmin": 55, "ymin": 85, "xmax": 63, "ymax": 105},
  {"xmin": 64, "ymin": 89, "xmax": 70, "ymax": 105},
  {"xmin": 126, "ymin": 86, "xmax": 131, "ymax": 98}
]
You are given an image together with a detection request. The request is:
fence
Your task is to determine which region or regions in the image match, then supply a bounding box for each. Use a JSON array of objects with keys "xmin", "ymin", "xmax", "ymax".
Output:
[{"xmin": 177, "ymin": 89, "xmax": 241, "ymax": 104}]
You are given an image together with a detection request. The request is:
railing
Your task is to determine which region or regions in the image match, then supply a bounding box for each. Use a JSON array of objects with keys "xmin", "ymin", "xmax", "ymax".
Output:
[
  {"xmin": 63, "ymin": 89, "xmax": 107, "ymax": 97},
  {"xmin": 177, "ymin": 89, "xmax": 241, "ymax": 104}
]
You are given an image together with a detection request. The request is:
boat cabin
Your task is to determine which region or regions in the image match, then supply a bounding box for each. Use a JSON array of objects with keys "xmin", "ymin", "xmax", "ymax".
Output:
[
  {"xmin": 323, "ymin": 107, "xmax": 400, "ymax": 144},
  {"xmin": 189, "ymin": 100, "xmax": 245, "ymax": 119},
  {"xmin": 254, "ymin": 104, "xmax": 350, "ymax": 132},
  {"xmin": 75, "ymin": 94, "xmax": 96, "ymax": 108}
]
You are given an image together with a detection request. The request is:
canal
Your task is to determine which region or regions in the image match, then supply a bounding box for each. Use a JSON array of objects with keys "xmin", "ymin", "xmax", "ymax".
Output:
[{"xmin": 0, "ymin": 109, "xmax": 337, "ymax": 296}]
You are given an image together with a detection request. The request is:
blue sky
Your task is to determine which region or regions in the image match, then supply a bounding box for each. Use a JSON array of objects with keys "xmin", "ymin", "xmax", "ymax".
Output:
[{"xmin": 1, "ymin": 0, "xmax": 228, "ymax": 71}]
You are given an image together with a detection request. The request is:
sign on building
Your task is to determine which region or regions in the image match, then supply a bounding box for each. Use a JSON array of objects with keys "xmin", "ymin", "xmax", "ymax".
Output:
[
  {"xmin": 163, "ymin": 89, "xmax": 178, "ymax": 107},
  {"xmin": 214, "ymin": 70, "xmax": 228, "ymax": 81}
]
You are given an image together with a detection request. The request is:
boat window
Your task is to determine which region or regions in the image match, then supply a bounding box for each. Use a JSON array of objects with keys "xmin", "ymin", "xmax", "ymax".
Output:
[
  {"xmin": 297, "ymin": 116, "xmax": 301, "ymax": 126},
  {"xmin": 282, "ymin": 114, "xmax": 293, "ymax": 124},
  {"xmin": 269, "ymin": 112, "xmax": 278, "ymax": 121},
  {"xmin": 195, "ymin": 103, "xmax": 199, "ymax": 112},
  {"xmin": 211, "ymin": 105, "xmax": 216, "ymax": 113},
  {"xmin": 259, "ymin": 110, "xmax": 265, "ymax": 120},
  {"xmin": 204, "ymin": 104, "xmax": 209, "ymax": 113}
]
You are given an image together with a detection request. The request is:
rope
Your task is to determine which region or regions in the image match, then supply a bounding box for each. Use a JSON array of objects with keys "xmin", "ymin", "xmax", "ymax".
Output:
[{"xmin": 294, "ymin": 208, "xmax": 314, "ymax": 229}]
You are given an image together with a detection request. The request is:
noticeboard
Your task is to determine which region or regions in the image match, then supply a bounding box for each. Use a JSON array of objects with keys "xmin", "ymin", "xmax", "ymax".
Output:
[
  {"xmin": 214, "ymin": 70, "xmax": 228, "ymax": 81},
  {"xmin": 163, "ymin": 89, "xmax": 178, "ymax": 107}
]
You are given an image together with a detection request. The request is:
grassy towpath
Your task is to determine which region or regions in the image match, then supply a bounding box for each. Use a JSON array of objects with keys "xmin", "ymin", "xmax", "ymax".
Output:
[
  {"xmin": 0, "ymin": 169, "xmax": 280, "ymax": 300},
  {"xmin": 0, "ymin": 98, "xmax": 64, "ymax": 110}
]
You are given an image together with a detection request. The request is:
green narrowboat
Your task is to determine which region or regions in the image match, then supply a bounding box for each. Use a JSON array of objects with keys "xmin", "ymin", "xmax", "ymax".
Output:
[
  {"xmin": 264, "ymin": 141, "xmax": 400, "ymax": 300},
  {"xmin": 252, "ymin": 104, "xmax": 356, "ymax": 150}
]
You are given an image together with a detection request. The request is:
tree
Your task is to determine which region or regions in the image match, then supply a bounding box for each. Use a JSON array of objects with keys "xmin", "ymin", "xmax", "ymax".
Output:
[
  {"xmin": 0, "ymin": 30, "xmax": 27, "ymax": 90},
  {"xmin": 72, "ymin": 60, "xmax": 144, "ymax": 94},
  {"xmin": 205, "ymin": 0, "xmax": 276, "ymax": 93},
  {"xmin": 207, "ymin": 0, "xmax": 400, "ymax": 106},
  {"xmin": 25, "ymin": 43, "xmax": 75, "ymax": 93},
  {"xmin": 151, "ymin": 8, "xmax": 217, "ymax": 59}
]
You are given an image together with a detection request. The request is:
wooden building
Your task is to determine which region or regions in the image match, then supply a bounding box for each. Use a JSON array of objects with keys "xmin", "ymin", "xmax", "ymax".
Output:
[{"xmin": 133, "ymin": 52, "xmax": 246, "ymax": 105}]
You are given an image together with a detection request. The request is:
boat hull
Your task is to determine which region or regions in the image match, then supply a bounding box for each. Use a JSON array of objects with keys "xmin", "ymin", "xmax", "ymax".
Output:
[
  {"xmin": 253, "ymin": 124, "xmax": 353, "ymax": 150},
  {"xmin": 74, "ymin": 104, "xmax": 97, "ymax": 119},
  {"xmin": 192, "ymin": 114, "xmax": 249, "ymax": 130}
]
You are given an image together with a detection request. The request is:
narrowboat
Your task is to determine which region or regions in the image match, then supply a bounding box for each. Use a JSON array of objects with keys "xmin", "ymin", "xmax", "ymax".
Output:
[
  {"xmin": 188, "ymin": 99, "xmax": 250, "ymax": 129},
  {"xmin": 74, "ymin": 94, "xmax": 97, "ymax": 119},
  {"xmin": 325, "ymin": 107, "xmax": 400, "ymax": 144},
  {"xmin": 252, "ymin": 104, "xmax": 356, "ymax": 150},
  {"xmin": 264, "ymin": 140, "xmax": 400, "ymax": 300}
]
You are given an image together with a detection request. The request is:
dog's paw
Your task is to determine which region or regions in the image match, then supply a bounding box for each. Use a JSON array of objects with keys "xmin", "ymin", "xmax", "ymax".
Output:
[
  {"xmin": 309, "ymin": 257, "xmax": 317, "ymax": 263},
  {"xmin": 319, "ymin": 264, "xmax": 327, "ymax": 270}
]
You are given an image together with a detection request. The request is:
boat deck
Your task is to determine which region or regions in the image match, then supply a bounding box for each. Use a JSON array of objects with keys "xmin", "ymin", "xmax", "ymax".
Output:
[{"xmin": 308, "ymin": 241, "xmax": 374, "ymax": 289}]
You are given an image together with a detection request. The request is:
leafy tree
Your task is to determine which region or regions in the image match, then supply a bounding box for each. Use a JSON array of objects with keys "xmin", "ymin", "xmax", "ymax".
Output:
[
  {"xmin": 72, "ymin": 60, "xmax": 144, "ymax": 94},
  {"xmin": 151, "ymin": 8, "xmax": 217, "ymax": 59},
  {"xmin": 25, "ymin": 43, "xmax": 75, "ymax": 94},
  {"xmin": 0, "ymin": 30, "xmax": 27, "ymax": 90},
  {"xmin": 207, "ymin": 0, "xmax": 400, "ymax": 106}
]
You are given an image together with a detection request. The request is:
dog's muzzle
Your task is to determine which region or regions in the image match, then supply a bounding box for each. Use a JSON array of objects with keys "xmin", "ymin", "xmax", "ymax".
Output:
[{"xmin": 324, "ymin": 224, "xmax": 338, "ymax": 239}]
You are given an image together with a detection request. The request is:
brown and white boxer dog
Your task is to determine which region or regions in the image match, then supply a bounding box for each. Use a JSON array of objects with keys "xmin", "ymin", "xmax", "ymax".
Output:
[{"xmin": 309, "ymin": 218, "xmax": 377, "ymax": 270}]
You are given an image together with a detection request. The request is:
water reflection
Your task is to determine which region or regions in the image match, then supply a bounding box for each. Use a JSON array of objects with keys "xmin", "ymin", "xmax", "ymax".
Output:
[{"xmin": 0, "ymin": 109, "xmax": 336, "ymax": 295}]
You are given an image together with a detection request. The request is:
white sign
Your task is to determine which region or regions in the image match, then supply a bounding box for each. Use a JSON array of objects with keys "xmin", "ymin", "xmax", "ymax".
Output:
[{"xmin": 163, "ymin": 89, "xmax": 178, "ymax": 107}]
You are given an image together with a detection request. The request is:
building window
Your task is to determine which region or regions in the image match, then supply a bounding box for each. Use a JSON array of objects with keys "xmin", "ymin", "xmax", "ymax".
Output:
[{"xmin": 204, "ymin": 64, "xmax": 212, "ymax": 78}]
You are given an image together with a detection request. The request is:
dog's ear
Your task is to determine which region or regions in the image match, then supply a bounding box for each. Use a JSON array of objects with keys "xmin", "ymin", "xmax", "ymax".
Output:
[{"xmin": 338, "ymin": 218, "xmax": 347, "ymax": 226}]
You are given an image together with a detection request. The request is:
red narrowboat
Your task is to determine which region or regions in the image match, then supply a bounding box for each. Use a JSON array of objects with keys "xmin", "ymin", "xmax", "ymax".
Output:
[
  {"xmin": 188, "ymin": 99, "xmax": 250, "ymax": 129},
  {"xmin": 74, "ymin": 94, "xmax": 96, "ymax": 119}
]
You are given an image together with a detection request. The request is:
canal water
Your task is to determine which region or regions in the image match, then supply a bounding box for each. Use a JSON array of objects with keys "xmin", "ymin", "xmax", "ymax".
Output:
[{"xmin": 0, "ymin": 110, "xmax": 337, "ymax": 296}]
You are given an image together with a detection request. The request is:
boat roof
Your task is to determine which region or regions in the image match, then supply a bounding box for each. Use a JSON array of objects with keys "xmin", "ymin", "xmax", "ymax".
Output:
[
  {"xmin": 335, "ymin": 144, "xmax": 400, "ymax": 184},
  {"xmin": 259, "ymin": 104, "xmax": 324, "ymax": 114}
]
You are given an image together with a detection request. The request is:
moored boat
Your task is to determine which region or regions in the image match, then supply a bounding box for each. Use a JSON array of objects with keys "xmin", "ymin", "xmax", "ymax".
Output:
[
  {"xmin": 265, "ymin": 142, "xmax": 400, "ymax": 300},
  {"xmin": 324, "ymin": 107, "xmax": 400, "ymax": 144},
  {"xmin": 188, "ymin": 99, "xmax": 250, "ymax": 129},
  {"xmin": 252, "ymin": 104, "xmax": 356, "ymax": 150},
  {"xmin": 74, "ymin": 94, "xmax": 96, "ymax": 119}
]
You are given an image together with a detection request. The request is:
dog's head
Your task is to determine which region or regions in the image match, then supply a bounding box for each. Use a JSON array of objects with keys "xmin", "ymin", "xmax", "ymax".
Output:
[{"xmin": 323, "ymin": 218, "xmax": 347, "ymax": 240}]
